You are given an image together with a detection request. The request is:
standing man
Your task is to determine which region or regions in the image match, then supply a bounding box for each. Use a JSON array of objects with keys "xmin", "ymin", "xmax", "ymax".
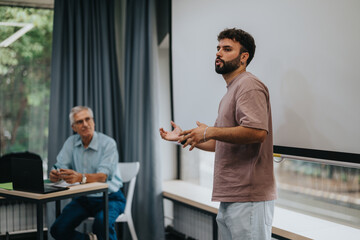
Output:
[
  {"xmin": 160, "ymin": 28, "xmax": 276, "ymax": 240},
  {"xmin": 49, "ymin": 106, "xmax": 125, "ymax": 240}
]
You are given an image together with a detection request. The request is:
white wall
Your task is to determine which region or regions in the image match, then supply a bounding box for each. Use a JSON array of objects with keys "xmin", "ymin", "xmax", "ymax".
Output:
[
  {"xmin": 157, "ymin": 35, "xmax": 177, "ymax": 181},
  {"xmin": 157, "ymin": 35, "xmax": 177, "ymax": 228}
]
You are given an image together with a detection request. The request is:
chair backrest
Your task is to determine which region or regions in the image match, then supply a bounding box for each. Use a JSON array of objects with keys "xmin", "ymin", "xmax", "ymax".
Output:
[
  {"xmin": 119, "ymin": 162, "xmax": 140, "ymax": 216},
  {"xmin": 119, "ymin": 162, "xmax": 140, "ymax": 183}
]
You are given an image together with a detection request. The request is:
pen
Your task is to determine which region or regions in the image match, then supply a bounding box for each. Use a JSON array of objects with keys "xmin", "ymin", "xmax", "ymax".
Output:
[
  {"xmin": 53, "ymin": 165, "xmax": 62, "ymax": 180},
  {"xmin": 53, "ymin": 165, "xmax": 60, "ymax": 172}
]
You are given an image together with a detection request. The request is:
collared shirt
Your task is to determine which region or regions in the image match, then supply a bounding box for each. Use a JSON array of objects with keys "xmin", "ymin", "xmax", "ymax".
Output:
[{"xmin": 55, "ymin": 131, "xmax": 123, "ymax": 196}]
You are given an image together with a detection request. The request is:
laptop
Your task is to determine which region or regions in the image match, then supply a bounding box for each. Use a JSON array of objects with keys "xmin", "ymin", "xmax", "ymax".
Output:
[{"xmin": 11, "ymin": 157, "xmax": 69, "ymax": 194}]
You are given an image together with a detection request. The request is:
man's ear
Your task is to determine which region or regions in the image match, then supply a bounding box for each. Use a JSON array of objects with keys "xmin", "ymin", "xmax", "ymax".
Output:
[
  {"xmin": 71, "ymin": 124, "xmax": 77, "ymax": 133},
  {"xmin": 241, "ymin": 52, "xmax": 249, "ymax": 65}
]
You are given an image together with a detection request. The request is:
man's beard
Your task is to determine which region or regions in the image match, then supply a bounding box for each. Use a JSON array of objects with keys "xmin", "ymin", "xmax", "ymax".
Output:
[{"xmin": 215, "ymin": 53, "xmax": 241, "ymax": 74}]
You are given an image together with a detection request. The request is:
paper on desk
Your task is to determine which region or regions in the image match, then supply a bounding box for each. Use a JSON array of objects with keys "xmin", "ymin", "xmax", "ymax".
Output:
[{"xmin": 47, "ymin": 180, "xmax": 80, "ymax": 188}]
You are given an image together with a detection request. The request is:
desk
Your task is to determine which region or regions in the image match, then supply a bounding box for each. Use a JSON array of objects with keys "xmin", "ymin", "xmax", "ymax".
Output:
[{"xmin": 0, "ymin": 182, "xmax": 109, "ymax": 240}]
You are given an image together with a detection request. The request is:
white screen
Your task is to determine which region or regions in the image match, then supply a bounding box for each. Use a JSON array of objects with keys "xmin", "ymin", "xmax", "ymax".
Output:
[{"xmin": 172, "ymin": 0, "xmax": 360, "ymax": 155}]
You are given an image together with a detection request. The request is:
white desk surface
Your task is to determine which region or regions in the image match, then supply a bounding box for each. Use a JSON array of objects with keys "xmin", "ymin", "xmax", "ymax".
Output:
[
  {"xmin": 163, "ymin": 180, "xmax": 360, "ymax": 240},
  {"xmin": 0, "ymin": 182, "xmax": 108, "ymax": 200}
]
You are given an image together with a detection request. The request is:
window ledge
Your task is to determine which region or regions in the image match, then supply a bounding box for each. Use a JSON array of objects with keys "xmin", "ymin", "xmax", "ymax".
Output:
[{"xmin": 162, "ymin": 180, "xmax": 360, "ymax": 240}]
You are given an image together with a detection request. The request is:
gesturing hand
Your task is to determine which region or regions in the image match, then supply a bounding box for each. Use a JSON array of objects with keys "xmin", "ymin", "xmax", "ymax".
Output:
[
  {"xmin": 179, "ymin": 121, "xmax": 208, "ymax": 151},
  {"xmin": 159, "ymin": 121, "xmax": 183, "ymax": 141}
]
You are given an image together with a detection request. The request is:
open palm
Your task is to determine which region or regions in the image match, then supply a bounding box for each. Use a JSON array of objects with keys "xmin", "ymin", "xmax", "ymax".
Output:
[{"xmin": 159, "ymin": 121, "xmax": 182, "ymax": 141}]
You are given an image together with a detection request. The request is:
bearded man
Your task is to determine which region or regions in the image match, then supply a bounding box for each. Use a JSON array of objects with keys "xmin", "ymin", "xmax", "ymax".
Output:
[{"xmin": 160, "ymin": 28, "xmax": 276, "ymax": 240}]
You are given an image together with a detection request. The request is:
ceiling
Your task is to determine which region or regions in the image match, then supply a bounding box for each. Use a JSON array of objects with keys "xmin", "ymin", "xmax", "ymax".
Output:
[{"xmin": 0, "ymin": 0, "xmax": 54, "ymax": 9}]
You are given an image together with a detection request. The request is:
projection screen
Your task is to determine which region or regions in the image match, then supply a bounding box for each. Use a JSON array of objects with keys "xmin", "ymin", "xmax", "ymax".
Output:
[{"xmin": 171, "ymin": 0, "xmax": 360, "ymax": 164}]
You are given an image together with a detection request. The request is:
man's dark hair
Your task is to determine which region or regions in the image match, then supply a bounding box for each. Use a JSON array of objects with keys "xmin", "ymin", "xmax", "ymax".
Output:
[{"xmin": 217, "ymin": 28, "xmax": 256, "ymax": 66}]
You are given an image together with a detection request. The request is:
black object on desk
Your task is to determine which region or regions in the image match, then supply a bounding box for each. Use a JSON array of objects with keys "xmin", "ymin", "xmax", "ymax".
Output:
[
  {"xmin": 0, "ymin": 151, "xmax": 42, "ymax": 183},
  {"xmin": 11, "ymin": 157, "xmax": 68, "ymax": 194}
]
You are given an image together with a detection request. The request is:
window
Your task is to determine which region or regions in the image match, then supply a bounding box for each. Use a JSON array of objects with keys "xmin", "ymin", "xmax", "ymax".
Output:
[
  {"xmin": 274, "ymin": 158, "xmax": 360, "ymax": 227},
  {"xmin": 181, "ymin": 149, "xmax": 360, "ymax": 227},
  {"xmin": 0, "ymin": 6, "xmax": 53, "ymax": 173}
]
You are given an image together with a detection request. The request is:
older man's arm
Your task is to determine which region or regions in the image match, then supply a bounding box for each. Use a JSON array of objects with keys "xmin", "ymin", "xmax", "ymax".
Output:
[{"xmin": 58, "ymin": 169, "xmax": 107, "ymax": 184}]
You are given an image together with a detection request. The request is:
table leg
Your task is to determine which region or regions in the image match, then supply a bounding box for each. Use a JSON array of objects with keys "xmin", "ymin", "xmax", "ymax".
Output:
[
  {"xmin": 103, "ymin": 191, "xmax": 109, "ymax": 240},
  {"xmin": 56, "ymin": 200, "xmax": 61, "ymax": 217},
  {"xmin": 36, "ymin": 202, "xmax": 43, "ymax": 240}
]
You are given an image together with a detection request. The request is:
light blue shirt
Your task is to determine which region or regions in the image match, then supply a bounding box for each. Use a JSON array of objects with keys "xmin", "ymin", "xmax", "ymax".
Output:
[{"xmin": 55, "ymin": 131, "xmax": 123, "ymax": 195}]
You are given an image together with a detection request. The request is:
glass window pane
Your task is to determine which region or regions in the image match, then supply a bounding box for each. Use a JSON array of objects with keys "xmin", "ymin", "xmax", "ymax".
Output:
[
  {"xmin": 181, "ymin": 150, "xmax": 360, "ymax": 227},
  {"xmin": 0, "ymin": 6, "xmax": 53, "ymax": 173},
  {"xmin": 275, "ymin": 159, "xmax": 360, "ymax": 227}
]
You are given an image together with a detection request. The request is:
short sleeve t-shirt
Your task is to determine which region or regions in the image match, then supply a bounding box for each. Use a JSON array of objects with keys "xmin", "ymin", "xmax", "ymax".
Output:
[{"xmin": 212, "ymin": 72, "xmax": 277, "ymax": 202}]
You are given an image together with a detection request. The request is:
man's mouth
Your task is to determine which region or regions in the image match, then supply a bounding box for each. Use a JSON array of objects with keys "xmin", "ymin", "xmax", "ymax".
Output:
[{"xmin": 216, "ymin": 58, "xmax": 224, "ymax": 66}]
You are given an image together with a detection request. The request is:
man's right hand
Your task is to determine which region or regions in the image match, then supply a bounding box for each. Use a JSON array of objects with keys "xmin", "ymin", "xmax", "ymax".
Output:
[
  {"xmin": 159, "ymin": 121, "xmax": 182, "ymax": 141},
  {"xmin": 49, "ymin": 169, "xmax": 61, "ymax": 182}
]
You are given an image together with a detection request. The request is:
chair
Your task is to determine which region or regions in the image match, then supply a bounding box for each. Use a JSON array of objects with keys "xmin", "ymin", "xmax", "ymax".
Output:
[
  {"xmin": 87, "ymin": 162, "xmax": 140, "ymax": 240},
  {"xmin": 116, "ymin": 162, "xmax": 140, "ymax": 240}
]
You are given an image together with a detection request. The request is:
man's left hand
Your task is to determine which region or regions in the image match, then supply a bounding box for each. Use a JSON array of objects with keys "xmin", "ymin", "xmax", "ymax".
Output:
[
  {"xmin": 179, "ymin": 121, "xmax": 208, "ymax": 151},
  {"xmin": 59, "ymin": 169, "xmax": 82, "ymax": 184}
]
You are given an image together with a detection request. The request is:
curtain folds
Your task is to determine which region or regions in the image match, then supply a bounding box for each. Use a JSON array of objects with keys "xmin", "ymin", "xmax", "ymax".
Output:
[
  {"xmin": 123, "ymin": 0, "xmax": 165, "ymax": 239},
  {"xmin": 48, "ymin": 0, "xmax": 123, "ymax": 170},
  {"xmin": 48, "ymin": 0, "xmax": 123, "ymax": 239},
  {"xmin": 49, "ymin": 0, "xmax": 164, "ymax": 239}
]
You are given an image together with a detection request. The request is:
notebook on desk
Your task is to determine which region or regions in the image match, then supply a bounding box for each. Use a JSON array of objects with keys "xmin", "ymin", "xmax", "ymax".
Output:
[{"xmin": 11, "ymin": 157, "xmax": 69, "ymax": 194}]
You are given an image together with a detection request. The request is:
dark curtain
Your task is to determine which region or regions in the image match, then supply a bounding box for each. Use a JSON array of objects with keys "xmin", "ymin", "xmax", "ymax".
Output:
[
  {"xmin": 124, "ymin": 0, "xmax": 165, "ymax": 239},
  {"xmin": 47, "ymin": 0, "xmax": 123, "ymax": 239},
  {"xmin": 48, "ymin": 0, "xmax": 123, "ymax": 171}
]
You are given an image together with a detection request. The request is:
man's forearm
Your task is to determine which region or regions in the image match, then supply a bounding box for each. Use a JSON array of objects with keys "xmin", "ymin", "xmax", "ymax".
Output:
[
  {"xmin": 206, "ymin": 126, "xmax": 267, "ymax": 144},
  {"xmin": 195, "ymin": 139, "xmax": 216, "ymax": 152},
  {"xmin": 80, "ymin": 172, "xmax": 107, "ymax": 183}
]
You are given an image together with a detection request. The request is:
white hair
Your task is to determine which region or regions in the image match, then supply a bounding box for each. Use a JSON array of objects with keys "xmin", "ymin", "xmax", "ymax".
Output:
[{"xmin": 69, "ymin": 106, "xmax": 94, "ymax": 125}]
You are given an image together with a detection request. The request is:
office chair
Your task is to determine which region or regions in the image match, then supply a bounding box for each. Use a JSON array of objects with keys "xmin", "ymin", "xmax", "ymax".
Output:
[
  {"xmin": 116, "ymin": 162, "xmax": 140, "ymax": 240},
  {"xmin": 87, "ymin": 162, "xmax": 140, "ymax": 240}
]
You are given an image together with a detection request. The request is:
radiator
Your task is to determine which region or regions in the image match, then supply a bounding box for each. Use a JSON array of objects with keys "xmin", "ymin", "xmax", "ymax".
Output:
[
  {"xmin": 172, "ymin": 203, "xmax": 219, "ymax": 240},
  {"xmin": 169, "ymin": 202, "xmax": 278, "ymax": 240},
  {"xmin": 0, "ymin": 200, "xmax": 46, "ymax": 236}
]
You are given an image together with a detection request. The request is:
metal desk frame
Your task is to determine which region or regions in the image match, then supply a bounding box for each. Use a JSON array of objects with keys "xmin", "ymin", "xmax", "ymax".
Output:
[{"xmin": 0, "ymin": 182, "xmax": 109, "ymax": 240}]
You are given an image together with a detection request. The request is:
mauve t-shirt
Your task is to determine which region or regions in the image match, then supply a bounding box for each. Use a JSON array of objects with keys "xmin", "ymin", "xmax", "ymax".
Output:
[{"xmin": 212, "ymin": 71, "xmax": 277, "ymax": 202}]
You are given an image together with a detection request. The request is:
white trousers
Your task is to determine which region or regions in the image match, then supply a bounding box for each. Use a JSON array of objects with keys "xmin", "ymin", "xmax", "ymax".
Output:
[{"xmin": 216, "ymin": 200, "xmax": 274, "ymax": 240}]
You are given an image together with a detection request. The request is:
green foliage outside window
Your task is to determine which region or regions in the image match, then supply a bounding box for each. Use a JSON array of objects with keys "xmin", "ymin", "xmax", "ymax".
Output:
[{"xmin": 0, "ymin": 6, "xmax": 53, "ymax": 163}]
